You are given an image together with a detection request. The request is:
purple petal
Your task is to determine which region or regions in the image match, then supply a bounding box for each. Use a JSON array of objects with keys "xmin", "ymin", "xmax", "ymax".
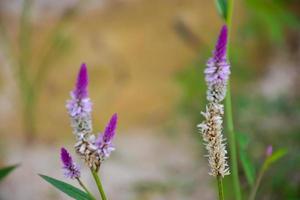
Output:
[
  {"xmin": 60, "ymin": 147, "xmax": 73, "ymax": 167},
  {"xmin": 214, "ymin": 25, "xmax": 228, "ymax": 61},
  {"xmin": 74, "ymin": 63, "xmax": 88, "ymax": 99},
  {"xmin": 204, "ymin": 26, "xmax": 230, "ymax": 87},
  {"xmin": 103, "ymin": 113, "xmax": 118, "ymax": 142},
  {"xmin": 63, "ymin": 164, "xmax": 81, "ymax": 179}
]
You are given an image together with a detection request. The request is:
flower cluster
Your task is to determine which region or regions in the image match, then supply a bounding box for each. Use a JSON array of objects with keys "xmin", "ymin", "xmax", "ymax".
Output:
[
  {"xmin": 198, "ymin": 25, "xmax": 230, "ymax": 177},
  {"xmin": 66, "ymin": 63, "xmax": 118, "ymax": 172}
]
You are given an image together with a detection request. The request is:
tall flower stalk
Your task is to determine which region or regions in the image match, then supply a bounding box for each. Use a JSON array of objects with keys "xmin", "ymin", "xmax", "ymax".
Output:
[
  {"xmin": 198, "ymin": 25, "xmax": 230, "ymax": 200},
  {"xmin": 222, "ymin": 0, "xmax": 243, "ymax": 199}
]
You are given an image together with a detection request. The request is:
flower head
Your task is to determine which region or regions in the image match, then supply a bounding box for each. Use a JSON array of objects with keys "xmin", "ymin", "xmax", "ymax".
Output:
[
  {"xmin": 60, "ymin": 148, "xmax": 80, "ymax": 179},
  {"xmin": 66, "ymin": 63, "xmax": 93, "ymax": 138},
  {"xmin": 204, "ymin": 25, "xmax": 230, "ymax": 102},
  {"xmin": 95, "ymin": 113, "xmax": 118, "ymax": 162}
]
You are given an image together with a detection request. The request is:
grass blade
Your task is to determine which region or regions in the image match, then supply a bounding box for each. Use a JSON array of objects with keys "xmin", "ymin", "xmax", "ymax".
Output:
[
  {"xmin": 0, "ymin": 164, "xmax": 19, "ymax": 181},
  {"xmin": 39, "ymin": 174, "xmax": 92, "ymax": 200}
]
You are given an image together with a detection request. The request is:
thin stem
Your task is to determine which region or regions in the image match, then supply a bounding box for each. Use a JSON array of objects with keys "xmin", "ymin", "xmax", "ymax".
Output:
[
  {"xmin": 19, "ymin": 0, "xmax": 37, "ymax": 141},
  {"xmin": 91, "ymin": 169, "xmax": 107, "ymax": 200},
  {"xmin": 248, "ymin": 164, "xmax": 266, "ymax": 200},
  {"xmin": 225, "ymin": 83, "xmax": 242, "ymax": 200},
  {"xmin": 76, "ymin": 178, "xmax": 96, "ymax": 200},
  {"xmin": 217, "ymin": 176, "xmax": 225, "ymax": 200},
  {"xmin": 224, "ymin": 0, "xmax": 242, "ymax": 199}
]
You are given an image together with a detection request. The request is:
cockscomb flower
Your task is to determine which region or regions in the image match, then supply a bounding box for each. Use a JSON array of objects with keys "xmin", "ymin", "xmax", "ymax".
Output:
[
  {"xmin": 66, "ymin": 63, "xmax": 119, "ymax": 172},
  {"xmin": 204, "ymin": 25, "xmax": 230, "ymax": 102},
  {"xmin": 60, "ymin": 147, "xmax": 81, "ymax": 179},
  {"xmin": 198, "ymin": 25, "xmax": 230, "ymax": 177},
  {"xmin": 66, "ymin": 63, "xmax": 93, "ymax": 139},
  {"xmin": 95, "ymin": 113, "xmax": 118, "ymax": 162}
]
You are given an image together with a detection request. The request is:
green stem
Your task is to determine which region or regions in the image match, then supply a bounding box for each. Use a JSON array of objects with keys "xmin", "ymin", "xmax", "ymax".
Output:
[
  {"xmin": 76, "ymin": 178, "xmax": 96, "ymax": 200},
  {"xmin": 248, "ymin": 163, "xmax": 266, "ymax": 200},
  {"xmin": 91, "ymin": 169, "xmax": 107, "ymax": 200},
  {"xmin": 225, "ymin": 0, "xmax": 242, "ymax": 200},
  {"xmin": 217, "ymin": 176, "xmax": 225, "ymax": 200},
  {"xmin": 225, "ymin": 83, "xmax": 242, "ymax": 200}
]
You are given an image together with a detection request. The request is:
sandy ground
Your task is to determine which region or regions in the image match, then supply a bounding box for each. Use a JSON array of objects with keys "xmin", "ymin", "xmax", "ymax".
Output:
[{"xmin": 0, "ymin": 129, "xmax": 215, "ymax": 200}]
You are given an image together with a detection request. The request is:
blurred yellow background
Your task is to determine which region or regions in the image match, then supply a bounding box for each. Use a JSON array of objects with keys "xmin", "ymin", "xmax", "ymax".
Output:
[{"xmin": 0, "ymin": 0, "xmax": 300, "ymax": 199}]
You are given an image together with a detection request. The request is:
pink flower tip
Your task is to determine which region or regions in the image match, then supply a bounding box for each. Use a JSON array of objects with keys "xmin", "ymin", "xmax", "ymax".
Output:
[
  {"xmin": 74, "ymin": 63, "xmax": 88, "ymax": 99},
  {"xmin": 60, "ymin": 147, "xmax": 73, "ymax": 167},
  {"xmin": 103, "ymin": 113, "xmax": 118, "ymax": 142},
  {"xmin": 266, "ymin": 145, "xmax": 273, "ymax": 157},
  {"xmin": 214, "ymin": 25, "xmax": 228, "ymax": 61}
]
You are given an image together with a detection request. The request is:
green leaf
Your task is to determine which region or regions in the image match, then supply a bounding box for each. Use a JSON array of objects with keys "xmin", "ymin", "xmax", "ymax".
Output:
[
  {"xmin": 240, "ymin": 150, "xmax": 256, "ymax": 186},
  {"xmin": 236, "ymin": 133, "xmax": 256, "ymax": 186},
  {"xmin": 236, "ymin": 132, "xmax": 250, "ymax": 149},
  {"xmin": 0, "ymin": 164, "xmax": 19, "ymax": 181},
  {"xmin": 39, "ymin": 174, "xmax": 92, "ymax": 200},
  {"xmin": 215, "ymin": 0, "xmax": 228, "ymax": 21},
  {"xmin": 263, "ymin": 148, "xmax": 287, "ymax": 171}
]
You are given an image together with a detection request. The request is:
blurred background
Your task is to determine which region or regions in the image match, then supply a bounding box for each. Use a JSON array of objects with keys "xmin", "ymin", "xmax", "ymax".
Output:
[{"xmin": 0, "ymin": 0, "xmax": 300, "ymax": 199}]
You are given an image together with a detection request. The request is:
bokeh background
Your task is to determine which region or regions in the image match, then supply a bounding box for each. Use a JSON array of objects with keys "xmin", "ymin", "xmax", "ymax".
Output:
[{"xmin": 0, "ymin": 0, "xmax": 300, "ymax": 199}]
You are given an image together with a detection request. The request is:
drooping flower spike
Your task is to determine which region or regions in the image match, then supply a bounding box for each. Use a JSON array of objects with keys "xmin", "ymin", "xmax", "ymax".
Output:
[
  {"xmin": 198, "ymin": 25, "xmax": 230, "ymax": 177},
  {"xmin": 60, "ymin": 147, "xmax": 81, "ymax": 179}
]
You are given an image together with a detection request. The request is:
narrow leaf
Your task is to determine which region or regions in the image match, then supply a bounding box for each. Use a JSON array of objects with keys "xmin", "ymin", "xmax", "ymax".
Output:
[
  {"xmin": 215, "ymin": 0, "xmax": 228, "ymax": 21},
  {"xmin": 240, "ymin": 150, "xmax": 255, "ymax": 186},
  {"xmin": 39, "ymin": 174, "xmax": 92, "ymax": 200},
  {"xmin": 0, "ymin": 164, "xmax": 19, "ymax": 181},
  {"xmin": 237, "ymin": 133, "xmax": 255, "ymax": 186},
  {"xmin": 263, "ymin": 149, "xmax": 287, "ymax": 171}
]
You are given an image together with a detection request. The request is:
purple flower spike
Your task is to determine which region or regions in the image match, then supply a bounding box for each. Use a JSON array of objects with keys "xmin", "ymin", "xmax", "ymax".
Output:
[
  {"xmin": 60, "ymin": 148, "xmax": 80, "ymax": 179},
  {"xmin": 66, "ymin": 63, "xmax": 93, "ymax": 138},
  {"xmin": 94, "ymin": 113, "xmax": 118, "ymax": 162},
  {"xmin": 103, "ymin": 113, "xmax": 118, "ymax": 142},
  {"xmin": 204, "ymin": 25, "xmax": 231, "ymax": 102},
  {"xmin": 214, "ymin": 25, "xmax": 228, "ymax": 61},
  {"xmin": 74, "ymin": 63, "xmax": 88, "ymax": 99}
]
